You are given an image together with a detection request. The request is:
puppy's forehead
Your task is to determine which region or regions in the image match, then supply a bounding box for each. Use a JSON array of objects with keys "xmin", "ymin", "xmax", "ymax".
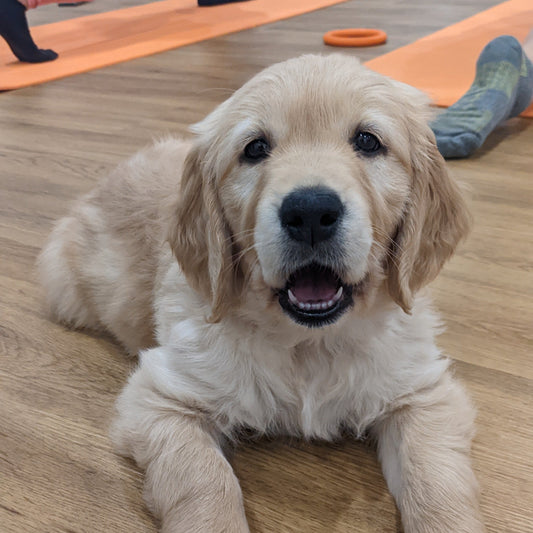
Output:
[{"xmin": 231, "ymin": 54, "xmax": 418, "ymax": 139}]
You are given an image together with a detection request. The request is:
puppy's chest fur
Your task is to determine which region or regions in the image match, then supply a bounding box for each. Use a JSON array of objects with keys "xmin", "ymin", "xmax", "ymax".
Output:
[{"xmin": 153, "ymin": 266, "xmax": 448, "ymax": 441}]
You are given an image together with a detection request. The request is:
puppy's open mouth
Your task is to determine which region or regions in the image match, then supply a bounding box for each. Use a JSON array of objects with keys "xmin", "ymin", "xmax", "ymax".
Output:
[{"xmin": 277, "ymin": 263, "xmax": 354, "ymax": 327}]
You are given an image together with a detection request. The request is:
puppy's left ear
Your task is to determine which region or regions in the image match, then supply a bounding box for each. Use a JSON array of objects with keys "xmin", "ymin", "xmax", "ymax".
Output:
[{"xmin": 387, "ymin": 125, "xmax": 471, "ymax": 312}]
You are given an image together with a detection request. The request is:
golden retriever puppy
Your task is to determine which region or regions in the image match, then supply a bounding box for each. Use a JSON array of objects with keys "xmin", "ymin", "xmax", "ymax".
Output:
[{"xmin": 38, "ymin": 54, "xmax": 485, "ymax": 533}]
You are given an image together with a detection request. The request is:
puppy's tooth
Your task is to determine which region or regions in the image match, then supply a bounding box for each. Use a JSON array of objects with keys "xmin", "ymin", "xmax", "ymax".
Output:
[
  {"xmin": 288, "ymin": 289, "xmax": 299, "ymax": 305},
  {"xmin": 333, "ymin": 286, "xmax": 343, "ymax": 302}
]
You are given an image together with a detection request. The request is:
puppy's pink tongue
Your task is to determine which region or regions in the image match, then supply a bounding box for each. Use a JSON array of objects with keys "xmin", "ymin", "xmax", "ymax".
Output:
[{"xmin": 292, "ymin": 269, "xmax": 338, "ymax": 303}]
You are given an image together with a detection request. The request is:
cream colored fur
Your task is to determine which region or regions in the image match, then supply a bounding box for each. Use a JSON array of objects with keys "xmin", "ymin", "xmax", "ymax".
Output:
[{"xmin": 38, "ymin": 54, "xmax": 484, "ymax": 532}]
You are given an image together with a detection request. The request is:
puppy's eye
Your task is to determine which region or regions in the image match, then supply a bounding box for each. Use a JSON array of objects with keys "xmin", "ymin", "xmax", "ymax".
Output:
[
  {"xmin": 243, "ymin": 138, "xmax": 270, "ymax": 162},
  {"xmin": 352, "ymin": 131, "xmax": 382, "ymax": 154}
]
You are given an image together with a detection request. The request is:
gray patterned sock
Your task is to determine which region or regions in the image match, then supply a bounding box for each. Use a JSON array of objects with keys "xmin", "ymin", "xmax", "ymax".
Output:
[{"xmin": 431, "ymin": 35, "xmax": 533, "ymax": 159}]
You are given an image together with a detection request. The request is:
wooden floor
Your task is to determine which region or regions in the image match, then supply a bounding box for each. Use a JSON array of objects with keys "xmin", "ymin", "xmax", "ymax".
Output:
[{"xmin": 1, "ymin": 0, "xmax": 532, "ymax": 531}]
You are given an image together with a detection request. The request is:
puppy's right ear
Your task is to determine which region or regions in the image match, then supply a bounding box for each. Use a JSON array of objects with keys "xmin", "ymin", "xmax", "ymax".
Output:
[{"xmin": 167, "ymin": 145, "xmax": 240, "ymax": 322}]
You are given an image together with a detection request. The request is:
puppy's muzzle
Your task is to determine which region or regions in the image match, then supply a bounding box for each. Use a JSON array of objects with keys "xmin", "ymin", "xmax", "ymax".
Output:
[
  {"xmin": 279, "ymin": 186, "xmax": 344, "ymax": 247},
  {"xmin": 276, "ymin": 186, "xmax": 354, "ymax": 328}
]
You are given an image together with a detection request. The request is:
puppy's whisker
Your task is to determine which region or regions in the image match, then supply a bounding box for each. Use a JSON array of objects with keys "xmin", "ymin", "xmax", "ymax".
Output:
[
  {"xmin": 371, "ymin": 225, "xmax": 407, "ymax": 257},
  {"xmin": 370, "ymin": 239, "xmax": 402, "ymax": 272},
  {"xmin": 234, "ymin": 236, "xmax": 278, "ymax": 257},
  {"xmin": 224, "ymin": 232, "xmax": 267, "ymax": 274},
  {"xmin": 370, "ymin": 225, "xmax": 395, "ymax": 242},
  {"xmin": 232, "ymin": 244, "xmax": 259, "ymax": 262},
  {"xmin": 223, "ymin": 229, "xmax": 257, "ymax": 246},
  {"xmin": 243, "ymin": 257, "xmax": 260, "ymax": 285}
]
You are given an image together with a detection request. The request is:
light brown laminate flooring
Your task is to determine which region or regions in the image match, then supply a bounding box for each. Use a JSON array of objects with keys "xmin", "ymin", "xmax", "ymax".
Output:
[{"xmin": 1, "ymin": 0, "xmax": 531, "ymax": 531}]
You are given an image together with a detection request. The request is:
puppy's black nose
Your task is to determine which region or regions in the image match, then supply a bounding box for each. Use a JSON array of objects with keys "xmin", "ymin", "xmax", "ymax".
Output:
[{"xmin": 279, "ymin": 186, "xmax": 344, "ymax": 246}]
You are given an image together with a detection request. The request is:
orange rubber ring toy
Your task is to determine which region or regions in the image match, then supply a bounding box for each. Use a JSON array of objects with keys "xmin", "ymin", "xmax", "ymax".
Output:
[{"xmin": 323, "ymin": 28, "xmax": 387, "ymax": 47}]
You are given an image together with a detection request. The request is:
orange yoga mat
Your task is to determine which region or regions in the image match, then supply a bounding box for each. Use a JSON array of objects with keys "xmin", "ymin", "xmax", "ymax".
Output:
[
  {"xmin": 0, "ymin": 0, "xmax": 346, "ymax": 90},
  {"xmin": 365, "ymin": 0, "xmax": 533, "ymax": 118}
]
